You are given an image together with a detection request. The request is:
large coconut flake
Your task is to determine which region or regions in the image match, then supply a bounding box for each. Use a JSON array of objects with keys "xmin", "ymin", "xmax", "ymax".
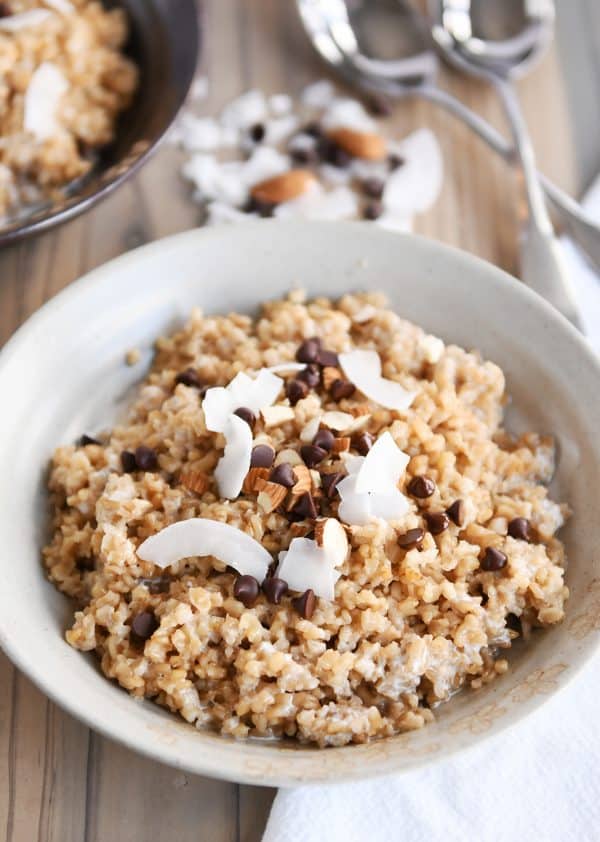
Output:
[
  {"xmin": 339, "ymin": 349, "xmax": 417, "ymax": 411},
  {"xmin": 203, "ymin": 369, "xmax": 283, "ymax": 433},
  {"xmin": 24, "ymin": 62, "xmax": 68, "ymax": 141},
  {"xmin": 277, "ymin": 538, "xmax": 340, "ymax": 601},
  {"xmin": 354, "ymin": 431, "xmax": 409, "ymax": 494},
  {"xmin": 214, "ymin": 413, "xmax": 253, "ymax": 499},
  {"xmin": 137, "ymin": 518, "xmax": 272, "ymax": 581}
]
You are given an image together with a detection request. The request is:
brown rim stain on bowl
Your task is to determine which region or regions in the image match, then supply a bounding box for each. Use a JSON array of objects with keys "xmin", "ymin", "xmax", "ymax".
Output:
[{"xmin": 0, "ymin": 0, "xmax": 201, "ymax": 248}]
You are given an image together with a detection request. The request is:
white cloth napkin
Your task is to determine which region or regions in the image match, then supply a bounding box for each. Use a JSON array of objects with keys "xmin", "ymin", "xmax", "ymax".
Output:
[{"xmin": 262, "ymin": 177, "xmax": 600, "ymax": 842}]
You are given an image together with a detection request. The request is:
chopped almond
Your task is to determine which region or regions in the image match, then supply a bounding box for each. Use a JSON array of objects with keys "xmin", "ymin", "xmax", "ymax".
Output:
[
  {"xmin": 255, "ymin": 479, "xmax": 288, "ymax": 513},
  {"xmin": 332, "ymin": 436, "xmax": 351, "ymax": 453},
  {"xmin": 180, "ymin": 470, "xmax": 209, "ymax": 496},
  {"xmin": 291, "ymin": 464, "xmax": 312, "ymax": 494},
  {"xmin": 243, "ymin": 467, "xmax": 270, "ymax": 493}
]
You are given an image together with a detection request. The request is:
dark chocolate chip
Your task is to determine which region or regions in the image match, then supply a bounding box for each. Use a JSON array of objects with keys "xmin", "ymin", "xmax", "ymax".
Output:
[
  {"xmin": 330, "ymin": 379, "xmax": 356, "ymax": 401},
  {"xmin": 361, "ymin": 178, "xmax": 384, "ymax": 199},
  {"xmin": 424, "ymin": 512, "xmax": 450, "ymax": 535},
  {"xmin": 298, "ymin": 364, "xmax": 321, "ymax": 388},
  {"xmin": 300, "ymin": 444, "xmax": 327, "ymax": 468},
  {"xmin": 76, "ymin": 556, "xmax": 95, "ymax": 572},
  {"xmin": 175, "ymin": 368, "xmax": 205, "ymax": 389},
  {"xmin": 363, "ymin": 201, "xmax": 383, "ymax": 220},
  {"xmin": 407, "ymin": 475, "xmax": 436, "ymax": 499},
  {"xmin": 397, "ymin": 528, "xmax": 425, "ymax": 550},
  {"xmin": 296, "ymin": 337, "xmax": 322, "ymax": 364},
  {"xmin": 121, "ymin": 450, "xmax": 137, "ymax": 473},
  {"xmin": 388, "ymin": 153, "xmax": 405, "ymax": 170},
  {"xmin": 318, "ymin": 137, "xmax": 351, "ymax": 168},
  {"xmin": 353, "ymin": 431, "xmax": 374, "ymax": 455},
  {"xmin": 316, "ymin": 348, "xmax": 339, "ymax": 368},
  {"xmin": 234, "ymin": 574, "xmax": 260, "ymax": 607},
  {"xmin": 270, "ymin": 463, "xmax": 296, "ymax": 488},
  {"xmin": 480, "ymin": 547, "xmax": 507, "ymax": 572},
  {"xmin": 234, "ymin": 407, "xmax": 256, "ymax": 428},
  {"xmin": 293, "ymin": 588, "xmax": 316, "ymax": 619},
  {"xmin": 291, "ymin": 146, "xmax": 319, "ymax": 166},
  {"xmin": 131, "ymin": 611, "xmax": 159, "ymax": 642},
  {"xmin": 250, "ymin": 444, "xmax": 275, "ymax": 468},
  {"xmin": 303, "ymin": 121, "xmax": 321, "ymax": 138},
  {"xmin": 313, "ymin": 428, "xmax": 335, "ymax": 452},
  {"xmin": 249, "ymin": 122, "xmax": 265, "ymax": 142},
  {"xmin": 263, "ymin": 577, "xmax": 288, "ymax": 604},
  {"xmin": 286, "ymin": 378, "xmax": 309, "ymax": 405},
  {"xmin": 446, "ymin": 499, "xmax": 465, "ymax": 527},
  {"xmin": 135, "ymin": 445, "xmax": 158, "ymax": 472},
  {"xmin": 320, "ymin": 471, "xmax": 344, "ymax": 499},
  {"xmin": 366, "ymin": 93, "xmax": 392, "ymax": 116},
  {"xmin": 78, "ymin": 434, "xmax": 100, "ymax": 447},
  {"xmin": 508, "ymin": 517, "xmax": 532, "ymax": 542},
  {"xmin": 292, "ymin": 492, "xmax": 318, "ymax": 520}
]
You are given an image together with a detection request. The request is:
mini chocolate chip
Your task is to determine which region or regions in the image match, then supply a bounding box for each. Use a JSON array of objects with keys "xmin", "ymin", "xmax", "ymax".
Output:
[
  {"xmin": 303, "ymin": 121, "xmax": 321, "ymax": 138},
  {"xmin": 135, "ymin": 445, "xmax": 158, "ymax": 471},
  {"xmin": 131, "ymin": 611, "xmax": 159, "ymax": 642},
  {"xmin": 508, "ymin": 517, "xmax": 532, "ymax": 542},
  {"xmin": 291, "ymin": 146, "xmax": 319, "ymax": 166},
  {"xmin": 363, "ymin": 201, "xmax": 383, "ymax": 220},
  {"xmin": 249, "ymin": 122, "xmax": 265, "ymax": 142},
  {"xmin": 250, "ymin": 444, "xmax": 275, "ymax": 468},
  {"xmin": 300, "ymin": 444, "xmax": 327, "ymax": 468},
  {"xmin": 318, "ymin": 137, "xmax": 351, "ymax": 168},
  {"xmin": 313, "ymin": 428, "xmax": 335, "ymax": 452},
  {"xmin": 270, "ymin": 463, "xmax": 296, "ymax": 488},
  {"xmin": 296, "ymin": 337, "xmax": 322, "ymax": 364},
  {"xmin": 388, "ymin": 153, "xmax": 405, "ymax": 170},
  {"xmin": 424, "ymin": 512, "xmax": 449, "ymax": 535},
  {"xmin": 293, "ymin": 588, "xmax": 316, "ymax": 619},
  {"xmin": 397, "ymin": 528, "xmax": 425, "ymax": 550},
  {"xmin": 175, "ymin": 367, "xmax": 205, "ymax": 389},
  {"xmin": 353, "ymin": 431, "xmax": 374, "ymax": 455},
  {"xmin": 298, "ymin": 364, "xmax": 321, "ymax": 388},
  {"xmin": 407, "ymin": 475, "xmax": 436, "ymax": 499},
  {"xmin": 292, "ymin": 492, "xmax": 318, "ymax": 520},
  {"xmin": 121, "ymin": 450, "xmax": 137, "ymax": 473},
  {"xmin": 330, "ymin": 378, "xmax": 356, "ymax": 401},
  {"xmin": 263, "ymin": 577, "xmax": 288, "ymax": 604},
  {"xmin": 316, "ymin": 348, "xmax": 339, "ymax": 367},
  {"xmin": 234, "ymin": 574, "xmax": 260, "ymax": 607},
  {"xmin": 234, "ymin": 406, "xmax": 256, "ymax": 428},
  {"xmin": 76, "ymin": 556, "xmax": 95, "ymax": 572},
  {"xmin": 480, "ymin": 547, "xmax": 507, "ymax": 572},
  {"xmin": 78, "ymin": 434, "xmax": 100, "ymax": 446},
  {"xmin": 446, "ymin": 499, "xmax": 465, "ymax": 527},
  {"xmin": 286, "ymin": 378, "xmax": 309, "ymax": 405},
  {"xmin": 361, "ymin": 178, "xmax": 384, "ymax": 199},
  {"xmin": 366, "ymin": 92, "xmax": 392, "ymax": 116},
  {"xmin": 320, "ymin": 471, "xmax": 344, "ymax": 498}
]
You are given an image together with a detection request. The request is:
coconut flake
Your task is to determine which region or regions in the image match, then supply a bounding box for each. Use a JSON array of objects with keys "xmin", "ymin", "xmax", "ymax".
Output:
[
  {"xmin": 275, "ymin": 185, "xmax": 357, "ymax": 221},
  {"xmin": 0, "ymin": 9, "xmax": 53, "ymax": 30},
  {"xmin": 176, "ymin": 114, "xmax": 222, "ymax": 152},
  {"xmin": 203, "ymin": 369, "xmax": 283, "ymax": 433},
  {"xmin": 137, "ymin": 518, "xmax": 271, "ymax": 580},
  {"xmin": 339, "ymin": 349, "xmax": 417, "ymax": 412},
  {"xmin": 214, "ymin": 414, "xmax": 253, "ymax": 499},
  {"xmin": 220, "ymin": 89, "xmax": 268, "ymax": 131},
  {"xmin": 269, "ymin": 93, "xmax": 292, "ymax": 115},
  {"xmin": 276, "ymin": 537, "xmax": 339, "ymax": 600},
  {"xmin": 320, "ymin": 410, "xmax": 356, "ymax": 432},
  {"xmin": 383, "ymin": 129, "xmax": 443, "ymax": 216},
  {"xmin": 354, "ymin": 432, "xmax": 409, "ymax": 494},
  {"xmin": 23, "ymin": 62, "xmax": 68, "ymax": 141},
  {"xmin": 301, "ymin": 79, "xmax": 336, "ymax": 109},
  {"xmin": 321, "ymin": 98, "xmax": 377, "ymax": 134},
  {"xmin": 206, "ymin": 201, "xmax": 256, "ymax": 226},
  {"xmin": 261, "ymin": 405, "xmax": 295, "ymax": 427},
  {"xmin": 265, "ymin": 115, "xmax": 299, "ymax": 145}
]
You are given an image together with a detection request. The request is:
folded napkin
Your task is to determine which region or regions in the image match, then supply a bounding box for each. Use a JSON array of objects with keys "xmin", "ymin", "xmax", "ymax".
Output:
[{"xmin": 262, "ymin": 177, "xmax": 600, "ymax": 842}]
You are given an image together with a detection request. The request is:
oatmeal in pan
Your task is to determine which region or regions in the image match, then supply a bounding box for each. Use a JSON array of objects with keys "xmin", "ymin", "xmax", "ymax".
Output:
[
  {"xmin": 0, "ymin": 0, "xmax": 138, "ymax": 218},
  {"xmin": 44, "ymin": 292, "xmax": 569, "ymax": 747}
]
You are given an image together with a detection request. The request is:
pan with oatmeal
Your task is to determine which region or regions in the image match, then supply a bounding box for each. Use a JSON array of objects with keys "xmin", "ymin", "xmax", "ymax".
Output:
[{"xmin": 43, "ymin": 292, "xmax": 569, "ymax": 747}]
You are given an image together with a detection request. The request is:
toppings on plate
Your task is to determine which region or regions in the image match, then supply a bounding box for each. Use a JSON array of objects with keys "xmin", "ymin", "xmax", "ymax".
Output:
[
  {"xmin": 136, "ymin": 517, "xmax": 272, "ymax": 581},
  {"xmin": 338, "ymin": 349, "xmax": 417, "ymax": 412}
]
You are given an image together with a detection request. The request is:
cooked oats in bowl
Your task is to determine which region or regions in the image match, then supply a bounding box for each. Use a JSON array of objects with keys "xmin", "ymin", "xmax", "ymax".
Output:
[{"xmin": 43, "ymin": 290, "xmax": 569, "ymax": 747}]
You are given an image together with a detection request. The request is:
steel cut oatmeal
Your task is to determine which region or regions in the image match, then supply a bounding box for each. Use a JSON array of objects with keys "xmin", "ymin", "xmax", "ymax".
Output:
[{"xmin": 43, "ymin": 291, "xmax": 569, "ymax": 746}]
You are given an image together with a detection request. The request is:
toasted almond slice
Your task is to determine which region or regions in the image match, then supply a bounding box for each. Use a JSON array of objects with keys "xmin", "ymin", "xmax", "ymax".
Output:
[
  {"xmin": 261, "ymin": 405, "xmax": 295, "ymax": 427},
  {"xmin": 242, "ymin": 466, "xmax": 270, "ymax": 493},
  {"xmin": 292, "ymin": 464, "xmax": 312, "ymax": 494},
  {"xmin": 255, "ymin": 479, "xmax": 288, "ymax": 513},
  {"xmin": 180, "ymin": 470, "xmax": 209, "ymax": 496},
  {"xmin": 322, "ymin": 366, "xmax": 343, "ymax": 390},
  {"xmin": 328, "ymin": 127, "xmax": 386, "ymax": 161},
  {"xmin": 332, "ymin": 436, "xmax": 351, "ymax": 453},
  {"xmin": 314, "ymin": 517, "xmax": 349, "ymax": 568},
  {"xmin": 251, "ymin": 169, "xmax": 316, "ymax": 204},
  {"xmin": 274, "ymin": 447, "xmax": 303, "ymax": 467}
]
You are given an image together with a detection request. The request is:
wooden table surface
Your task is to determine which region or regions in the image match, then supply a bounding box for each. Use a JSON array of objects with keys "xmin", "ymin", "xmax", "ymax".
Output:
[{"xmin": 0, "ymin": 1, "xmax": 587, "ymax": 840}]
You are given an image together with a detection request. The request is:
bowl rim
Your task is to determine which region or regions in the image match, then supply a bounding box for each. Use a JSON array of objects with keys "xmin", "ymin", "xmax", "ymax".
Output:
[
  {"xmin": 1, "ymin": 220, "xmax": 599, "ymax": 786},
  {"xmin": 0, "ymin": 0, "xmax": 201, "ymax": 248}
]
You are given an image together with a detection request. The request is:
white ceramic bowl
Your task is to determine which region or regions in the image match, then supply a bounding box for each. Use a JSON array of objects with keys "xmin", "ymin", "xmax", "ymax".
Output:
[{"xmin": 1, "ymin": 222, "xmax": 599, "ymax": 786}]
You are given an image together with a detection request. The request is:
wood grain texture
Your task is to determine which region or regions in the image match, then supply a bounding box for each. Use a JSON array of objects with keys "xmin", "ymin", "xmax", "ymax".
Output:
[{"xmin": 0, "ymin": 0, "xmax": 584, "ymax": 839}]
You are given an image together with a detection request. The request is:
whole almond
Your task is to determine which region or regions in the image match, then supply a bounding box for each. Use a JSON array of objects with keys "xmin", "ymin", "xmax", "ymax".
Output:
[
  {"xmin": 327, "ymin": 127, "xmax": 386, "ymax": 161},
  {"xmin": 180, "ymin": 470, "xmax": 209, "ymax": 496},
  {"xmin": 251, "ymin": 169, "xmax": 316, "ymax": 205}
]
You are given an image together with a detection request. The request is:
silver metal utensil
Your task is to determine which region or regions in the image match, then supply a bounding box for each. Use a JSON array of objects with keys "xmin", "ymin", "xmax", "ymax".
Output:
[
  {"xmin": 429, "ymin": 0, "xmax": 582, "ymax": 329},
  {"xmin": 296, "ymin": 0, "xmax": 600, "ymax": 281}
]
